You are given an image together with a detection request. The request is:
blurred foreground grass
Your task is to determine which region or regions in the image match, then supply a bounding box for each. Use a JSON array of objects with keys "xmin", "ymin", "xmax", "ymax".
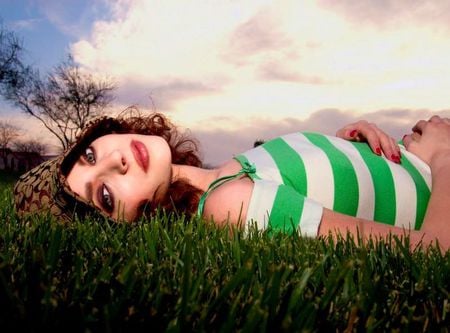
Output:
[{"xmin": 0, "ymin": 172, "xmax": 449, "ymax": 331}]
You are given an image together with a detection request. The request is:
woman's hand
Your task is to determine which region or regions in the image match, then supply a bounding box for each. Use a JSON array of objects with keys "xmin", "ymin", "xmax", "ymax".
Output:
[
  {"xmin": 336, "ymin": 120, "xmax": 401, "ymax": 163},
  {"xmin": 403, "ymin": 115, "xmax": 450, "ymax": 169},
  {"xmin": 403, "ymin": 115, "xmax": 450, "ymax": 245}
]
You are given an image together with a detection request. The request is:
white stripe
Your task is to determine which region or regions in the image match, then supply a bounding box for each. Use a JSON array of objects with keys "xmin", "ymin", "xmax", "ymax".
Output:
[
  {"xmin": 242, "ymin": 146, "xmax": 283, "ymax": 183},
  {"xmin": 281, "ymin": 133, "xmax": 335, "ymax": 210},
  {"xmin": 327, "ymin": 136, "xmax": 376, "ymax": 220},
  {"xmin": 400, "ymin": 146, "xmax": 432, "ymax": 189},
  {"xmin": 298, "ymin": 198, "xmax": 324, "ymax": 237},
  {"xmin": 387, "ymin": 161, "xmax": 417, "ymax": 229},
  {"xmin": 245, "ymin": 180, "xmax": 278, "ymax": 231}
]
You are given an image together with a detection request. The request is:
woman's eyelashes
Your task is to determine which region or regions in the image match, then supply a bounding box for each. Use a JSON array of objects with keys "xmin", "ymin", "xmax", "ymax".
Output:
[
  {"xmin": 83, "ymin": 146, "xmax": 96, "ymax": 164},
  {"xmin": 82, "ymin": 146, "xmax": 114, "ymax": 214},
  {"xmin": 98, "ymin": 184, "xmax": 114, "ymax": 213}
]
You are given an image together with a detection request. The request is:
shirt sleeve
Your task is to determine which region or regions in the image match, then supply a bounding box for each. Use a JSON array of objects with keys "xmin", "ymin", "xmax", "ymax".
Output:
[{"xmin": 245, "ymin": 179, "xmax": 323, "ymax": 237}]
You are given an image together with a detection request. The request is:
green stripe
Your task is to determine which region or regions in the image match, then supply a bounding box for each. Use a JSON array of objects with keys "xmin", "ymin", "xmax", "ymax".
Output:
[
  {"xmin": 303, "ymin": 133, "xmax": 359, "ymax": 216},
  {"xmin": 399, "ymin": 155, "xmax": 431, "ymax": 229},
  {"xmin": 262, "ymin": 137, "xmax": 307, "ymax": 194},
  {"xmin": 268, "ymin": 185, "xmax": 304, "ymax": 234},
  {"xmin": 234, "ymin": 155, "xmax": 261, "ymax": 180},
  {"xmin": 351, "ymin": 142, "xmax": 396, "ymax": 224}
]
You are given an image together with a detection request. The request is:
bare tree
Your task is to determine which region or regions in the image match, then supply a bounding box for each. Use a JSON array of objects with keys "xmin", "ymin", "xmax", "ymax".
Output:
[
  {"xmin": 0, "ymin": 120, "xmax": 19, "ymax": 149},
  {"xmin": 13, "ymin": 138, "xmax": 47, "ymax": 156},
  {"xmin": 2, "ymin": 55, "xmax": 116, "ymax": 150},
  {"xmin": 0, "ymin": 120, "xmax": 20, "ymax": 169},
  {"xmin": 0, "ymin": 24, "xmax": 25, "ymax": 87}
]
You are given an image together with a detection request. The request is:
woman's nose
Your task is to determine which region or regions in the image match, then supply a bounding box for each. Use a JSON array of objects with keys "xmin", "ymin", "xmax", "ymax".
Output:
[{"xmin": 105, "ymin": 150, "xmax": 128, "ymax": 174}]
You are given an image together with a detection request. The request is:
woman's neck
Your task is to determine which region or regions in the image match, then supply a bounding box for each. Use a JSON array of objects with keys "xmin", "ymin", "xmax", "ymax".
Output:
[
  {"xmin": 172, "ymin": 159, "xmax": 242, "ymax": 191},
  {"xmin": 171, "ymin": 164, "xmax": 220, "ymax": 192}
]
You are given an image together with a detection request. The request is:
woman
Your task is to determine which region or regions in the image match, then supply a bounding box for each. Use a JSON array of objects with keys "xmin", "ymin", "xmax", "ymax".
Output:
[{"xmin": 13, "ymin": 110, "xmax": 450, "ymax": 250}]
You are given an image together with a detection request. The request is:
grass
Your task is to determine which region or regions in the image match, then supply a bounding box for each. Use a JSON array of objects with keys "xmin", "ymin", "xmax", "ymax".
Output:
[{"xmin": 0, "ymin": 172, "xmax": 449, "ymax": 331}]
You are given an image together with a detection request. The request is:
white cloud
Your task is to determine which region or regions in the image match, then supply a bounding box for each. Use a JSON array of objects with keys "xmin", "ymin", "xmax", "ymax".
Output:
[
  {"xmin": 9, "ymin": 18, "xmax": 43, "ymax": 31},
  {"xmin": 318, "ymin": 0, "xmax": 450, "ymax": 30},
  {"xmin": 71, "ymin": 1, "xmax": 450, "ymax": 114},
  {"xmin": 66, "ymin": 0, "xmax": 450, "ymax": 162}
]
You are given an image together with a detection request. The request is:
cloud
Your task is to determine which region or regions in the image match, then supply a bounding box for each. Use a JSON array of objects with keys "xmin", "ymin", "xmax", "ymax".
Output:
[
  {"xmin": 116, "ymin": 78, "xmax": 221, "ymax": 111},
  {"xmin": 258, "ymin": 60, "xmax": 326, "ymax": 84},
  {"xmin": 222, "ymin": 5, "xmax": 329, "ymax": 85},
  {"xmin": 71, "ymin": 1, "xmax": 286, "ymax": 111},
  {"xmin": 69, "ymin": 0, "xmax": 450, "ymax": 134},
  {"xmin": 147, "ymin": 80, "xmax": 221, "ymax": 111},
  {"xmin": 318, "ymin": 0, "xmax": 450, "ymax": 30},
  {"xmin": 194, "ymin": 108, "xmax": 450, "ymax": 165},
  {"xmin": 71, "ymin": 1, "xmax": 336, "ymax": 111},
  {"xmin": 9, "ymin": 18, "xmax": 43, "ymax": 31},
  {"xmin": 224, "ymin": 8, "xmax": 290, "ymax": 64}
]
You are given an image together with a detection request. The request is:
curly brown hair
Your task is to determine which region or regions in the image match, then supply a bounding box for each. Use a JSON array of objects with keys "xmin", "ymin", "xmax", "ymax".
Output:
[{"xmin": 62, "ymin": 107, "xmax": 204, "ymax": 221}]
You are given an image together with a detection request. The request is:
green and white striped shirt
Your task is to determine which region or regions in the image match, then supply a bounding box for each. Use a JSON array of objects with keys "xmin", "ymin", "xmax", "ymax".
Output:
[{"xmin": 234, "ymin": 132, "xmax": 431, "ymax": 237}]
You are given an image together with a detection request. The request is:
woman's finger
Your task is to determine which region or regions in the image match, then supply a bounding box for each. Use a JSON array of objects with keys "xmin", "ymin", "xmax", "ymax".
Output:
[
  {"xmin": 336, "ymin": 126, "xmax": 358, "ymax": 141},
  {"xmin": 387, "ymin": 136, "xmax": 401, "ymax": 162},
  {"xmin": 374, "ymin": 127, "xmax": 400, "ymax": 163},
  {"xmin": 336, "ymin": 120, "xmax": 401, "ymax": 161},
  {"xmin": 363, "ymin": 129, "xmax": 382, "ymax": 155}
]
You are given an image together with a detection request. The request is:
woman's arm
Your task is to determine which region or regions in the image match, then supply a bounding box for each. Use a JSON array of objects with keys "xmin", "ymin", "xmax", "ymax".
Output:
[
  {"xmin": 418, "ymin": 151, "xmax": 450, "ymax": 241},
  {"xmin": 205, "ymin": 176, "xmax": 450, "ymax": 250},
  {"xmin": 318, "ymin": 209, "xmax": 447, "ymax": 250}
]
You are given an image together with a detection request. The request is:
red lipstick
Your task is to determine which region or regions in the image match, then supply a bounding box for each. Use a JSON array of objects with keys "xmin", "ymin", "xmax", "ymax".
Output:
[{"xmin": 131, "ymin": 140, "xmax": 149, "ymax": 172}]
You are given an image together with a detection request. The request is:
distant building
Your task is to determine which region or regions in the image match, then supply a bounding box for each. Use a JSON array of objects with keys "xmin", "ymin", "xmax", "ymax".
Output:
[{"xmin": 0, "ymin": 148, "xmax": 51, "ymax": 173}]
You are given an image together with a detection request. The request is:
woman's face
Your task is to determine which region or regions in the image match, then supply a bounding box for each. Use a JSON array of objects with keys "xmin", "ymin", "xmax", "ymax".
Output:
[{"xmin": 67, "ymin": 133, "xmax": 172, "ymax": 221}]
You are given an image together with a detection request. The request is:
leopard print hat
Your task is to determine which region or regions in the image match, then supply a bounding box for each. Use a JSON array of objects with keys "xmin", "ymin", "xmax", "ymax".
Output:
[{"xmin": 13, "ymin": 116, "xmax": 127, "ymax": 222}]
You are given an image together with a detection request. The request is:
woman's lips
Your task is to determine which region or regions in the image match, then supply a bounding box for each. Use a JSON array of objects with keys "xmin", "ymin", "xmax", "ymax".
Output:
[{"xmin": 131, "ymin": 140, "xmax": 149, "ymax": 172}]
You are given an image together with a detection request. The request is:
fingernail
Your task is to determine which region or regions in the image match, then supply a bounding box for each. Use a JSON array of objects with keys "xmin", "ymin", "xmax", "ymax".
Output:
[
  {"xmin": 391, "ymin": 154, "xmax": 401, "ymax": 163},
  {"xmin": 349, "ymin": 130, "xmax": 357, "ymax": 137},
  {"xmin": 376, "ymin": 147, "xmax": 382, "ymax": 155}
]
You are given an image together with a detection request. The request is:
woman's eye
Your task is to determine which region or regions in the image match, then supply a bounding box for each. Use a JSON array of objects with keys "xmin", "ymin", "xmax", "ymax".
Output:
[
  {"xmin": 84, "ymin": 147, "xmax": 96, "ymax": 164},
  {"xmin": 101, "ymin": 184, "xmax": 114, "ymax": 213}
]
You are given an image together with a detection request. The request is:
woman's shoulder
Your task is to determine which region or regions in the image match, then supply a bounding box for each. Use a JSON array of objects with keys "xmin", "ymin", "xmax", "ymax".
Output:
[{"xmin": 202, "ymin": 174, "xmax": 254, "ymax": 227}]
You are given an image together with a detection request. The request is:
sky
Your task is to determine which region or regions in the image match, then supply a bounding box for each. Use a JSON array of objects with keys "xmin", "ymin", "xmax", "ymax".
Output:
[{"xmin": 1, "ymin": 0, "xmax": 450, "ymax": 165}]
